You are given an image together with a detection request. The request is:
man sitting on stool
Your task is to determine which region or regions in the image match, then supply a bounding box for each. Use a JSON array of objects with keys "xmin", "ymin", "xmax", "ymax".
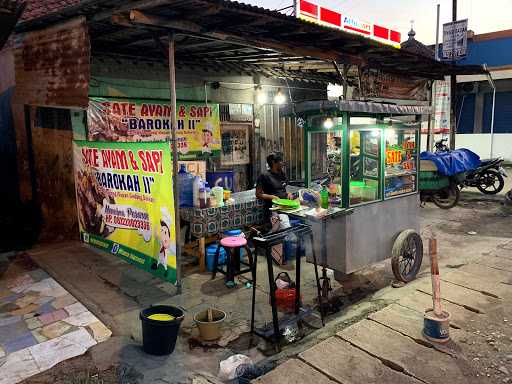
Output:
[{"xmin": 256, "ymin": 152, "xmax": 291, "ymax": 232}]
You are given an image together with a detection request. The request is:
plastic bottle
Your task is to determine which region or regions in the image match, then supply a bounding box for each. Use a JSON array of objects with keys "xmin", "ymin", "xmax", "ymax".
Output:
[
  {"xmin": 199, "ymin": 187, "xmax": 207, "ymax": 208},
  {"xmin": 178, "ymin": 165, "xmax": 195, "ymax": 207},
  {"xmin": 205, "ymin": 187, "xmax": 212, "ymax": 208},
  {"xmin": 320, "ymin": 186, "xmax": 329, "ymax": 209},
  {"xmin": 193, "ymin": 176, "xmax": 203, "ymax": 208}
]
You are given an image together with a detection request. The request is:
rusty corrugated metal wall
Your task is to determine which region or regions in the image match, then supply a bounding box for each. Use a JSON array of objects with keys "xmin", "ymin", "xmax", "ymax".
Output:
[
  {"xmin": 12, "ymin": 17, "xmax": 90, "ymax": 241},
  {"xmin": 13, "ymin": 16, "xmax": 90, "ymax": 108},
  {"xmin": 255, "ymin": 104, "xmax": 303, "ymax": 182}
]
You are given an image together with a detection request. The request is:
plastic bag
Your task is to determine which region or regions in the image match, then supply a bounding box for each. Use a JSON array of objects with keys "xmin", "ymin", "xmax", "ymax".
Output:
[
  {"xmin": 270, "ymin": 213, "xmax": 290, "ymax": 233},
  {"xmin": 218, "ymin": 354, "xmax": 253, "ymax": 381}
]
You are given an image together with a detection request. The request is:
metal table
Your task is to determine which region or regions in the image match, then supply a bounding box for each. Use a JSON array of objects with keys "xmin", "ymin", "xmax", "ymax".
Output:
[{"xmin": 250, "ymin": 223, "xmax": 324, "ymax": 347}]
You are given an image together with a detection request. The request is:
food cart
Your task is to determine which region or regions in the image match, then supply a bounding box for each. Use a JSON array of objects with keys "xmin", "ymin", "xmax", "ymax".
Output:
[{"xmin": 281, "ymin": 100, "xmax": 429, "ymax": 284}]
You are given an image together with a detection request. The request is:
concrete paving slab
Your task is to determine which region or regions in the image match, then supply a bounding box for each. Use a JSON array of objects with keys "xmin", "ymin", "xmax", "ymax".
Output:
[
  {"xmin": 299, "ymin": 336, "xmax": 422, "ymax": 384},
  {"xmin": 442, "ymin": 269, "xmax": 511, "ymax": 300},
  {"xmin": 463, "ymin": 262, "xmax": 512, "ymax": 285},
  {"xmin": 369, "ymin": 304, "xmax": 433, "ymax": 344},
  {"xmin": 253, "ymin": 358, "xmax": 336, "ymax": 384},
  {"xmin": 415, "ymin": 279, "xmax": 503, "ymax": 314},
  {"xmin": 367, "ymin": 303, "xmax": 501, "ymax": 362},
  {"xmin": 29, "ymin": 244, "xmax": 157, "ymax": 323},
  {"xmin": 338, "ymin": 319, "xmax": 481, "ymax": 384},
  {"xmin": 397, "ymin": 290, "xmax": 483, "ymax": 329},
  {"xmin": 476, "ymin": 255, "xmax": 512, "ymax": 274}
]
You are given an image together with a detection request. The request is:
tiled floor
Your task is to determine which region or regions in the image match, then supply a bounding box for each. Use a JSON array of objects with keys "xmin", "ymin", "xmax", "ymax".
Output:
[{"xmin": 0, "ymin": 264, "xmax": 112, "ymax": 384}]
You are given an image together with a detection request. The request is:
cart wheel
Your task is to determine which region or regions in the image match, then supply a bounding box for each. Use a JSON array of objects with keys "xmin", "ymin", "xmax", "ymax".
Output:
[
  {"xmin": 432, "ymin": 184, "xmax": 460, "ymax": 209},
  {"xmin": 391, "ymin": 229, "xmax": 423, "ymax": 283}
]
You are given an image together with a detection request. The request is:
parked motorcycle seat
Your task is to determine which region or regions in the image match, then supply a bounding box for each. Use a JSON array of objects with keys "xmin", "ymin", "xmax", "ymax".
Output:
[{"xmin": 480, "ymin": 159, "xmax": 500, "ymax": 166}]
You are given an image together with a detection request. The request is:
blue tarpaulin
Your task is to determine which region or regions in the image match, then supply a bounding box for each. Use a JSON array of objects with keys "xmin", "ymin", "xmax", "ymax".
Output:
[{"xmin": 420, "ymin": 149, "xmax": 481, "ymax": 176}]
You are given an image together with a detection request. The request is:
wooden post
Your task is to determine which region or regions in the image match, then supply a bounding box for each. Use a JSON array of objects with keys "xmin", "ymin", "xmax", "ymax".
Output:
[
  {"xmin": 430, "ymin": 251, "xmax": 443, "ymax": 316},
  {"xmin": 199, "ymin": 237, "xmax": 206, "ymax": 272},
  {"xmin": 168, "ymin": 33, "xmax": 182, "ymax": 292}
]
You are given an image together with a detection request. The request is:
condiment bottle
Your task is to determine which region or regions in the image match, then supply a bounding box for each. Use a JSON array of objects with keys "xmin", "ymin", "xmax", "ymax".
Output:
[{"xmin": 320, "ymin": 186, "xmax": 329, "ymax": 209}]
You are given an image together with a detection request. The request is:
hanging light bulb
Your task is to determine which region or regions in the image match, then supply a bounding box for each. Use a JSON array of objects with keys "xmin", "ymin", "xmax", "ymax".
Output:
[
  {"xmin": 256, "ymin": 86, "xmax": 267, "ymax": 104},
  {"xmin": 274, "ymin": 88, "xmax": 286, "ymax": 105},
  {"xmin": 323, "ymin": 117, "xmax": 334, "ymax": 129}
]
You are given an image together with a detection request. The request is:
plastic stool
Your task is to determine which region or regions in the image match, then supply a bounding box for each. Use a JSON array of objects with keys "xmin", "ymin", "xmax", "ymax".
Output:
[{"xmin": 212, "ymin": 236, "xmax": 254, "ymax": 286}]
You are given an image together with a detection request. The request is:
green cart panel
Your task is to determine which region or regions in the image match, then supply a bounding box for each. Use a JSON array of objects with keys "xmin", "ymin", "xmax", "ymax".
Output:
[{"xmin": 419, "ymin": 171, "xmax": 450, "ymax": 190}]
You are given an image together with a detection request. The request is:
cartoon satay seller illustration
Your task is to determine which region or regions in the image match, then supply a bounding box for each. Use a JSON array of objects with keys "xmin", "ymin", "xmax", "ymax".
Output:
[
  {"xmin": 201, "ymin": 121, "xmax": 214, "ymax": 154},
  {"xmin": 152, "ymin": 207, "xmax": 176, "ymax": 277}
]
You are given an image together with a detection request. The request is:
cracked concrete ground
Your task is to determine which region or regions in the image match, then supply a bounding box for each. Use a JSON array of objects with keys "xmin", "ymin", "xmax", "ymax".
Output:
[{"xmin": 13, "ymin": 186, "xmax": 512, "ymax": 383}]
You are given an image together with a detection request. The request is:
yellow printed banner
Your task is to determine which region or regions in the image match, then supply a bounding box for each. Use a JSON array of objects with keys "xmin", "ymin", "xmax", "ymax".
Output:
[
  {"xmin": 73, "ymin": 140, "xmax": 177, "ymax": 284},
  {"xmin": 87, "ymin": 97, "xmax": 221, "ymax": 159}
]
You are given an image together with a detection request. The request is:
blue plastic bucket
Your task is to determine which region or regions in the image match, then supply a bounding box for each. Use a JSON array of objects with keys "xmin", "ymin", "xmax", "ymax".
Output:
[
  {"xmin": 206, "ymin": 244, "xmax": 227, "ymax": 272},
  {"xmin": 223, "ymin": 229, "xmax": 243, "ymax": 237}
]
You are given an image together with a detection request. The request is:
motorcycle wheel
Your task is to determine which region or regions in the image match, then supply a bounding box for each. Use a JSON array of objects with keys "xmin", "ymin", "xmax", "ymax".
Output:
[
  {"xmin": 477, "ymin": 169, "xmax": 505, "ymax": 195},
  {"xmin": 432, "ymin": 184, "xmax": 460, "ymax": 209}
]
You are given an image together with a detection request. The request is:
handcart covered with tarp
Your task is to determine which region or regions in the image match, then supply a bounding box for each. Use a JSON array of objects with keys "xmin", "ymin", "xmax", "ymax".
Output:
[{"xmin": 419, "ymin": 149, "xmax": 481, "ymax": 209}]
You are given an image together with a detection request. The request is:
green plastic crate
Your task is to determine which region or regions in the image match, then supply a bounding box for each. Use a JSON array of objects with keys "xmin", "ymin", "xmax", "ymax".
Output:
[{"xmin": 419, "ymin": 171, "xmax": 450, "ymax": 190}]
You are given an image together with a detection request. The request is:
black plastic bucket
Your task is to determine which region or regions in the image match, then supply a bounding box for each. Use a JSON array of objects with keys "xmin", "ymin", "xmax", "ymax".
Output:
[{"xmin": 139, "ymin": 305, "xmax": 184, "ymax": 356}]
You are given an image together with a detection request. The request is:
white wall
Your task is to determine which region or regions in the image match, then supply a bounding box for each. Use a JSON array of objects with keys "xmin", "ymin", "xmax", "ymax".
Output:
[{"xmin": 421, "ymin": 133, "xmax": 512, "ymax": 162}]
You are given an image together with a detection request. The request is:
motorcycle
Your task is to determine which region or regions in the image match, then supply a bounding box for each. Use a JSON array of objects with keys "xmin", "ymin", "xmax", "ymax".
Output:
[
  {"xmin": 433, "ymin": 138, "xmax": 507, "ymax": 195},
  {"xmin": 461, "ymin": 157, "xmax": 507, "ymax": 195}
]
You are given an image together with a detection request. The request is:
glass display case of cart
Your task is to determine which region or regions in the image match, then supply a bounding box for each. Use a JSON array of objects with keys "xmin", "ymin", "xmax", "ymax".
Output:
[
  {"xmin": 301, "ymin": 108, "xmax": 421, "ymax": 209},
  {"xmin": 348, "ymin": 117, "xmax": 381, "ymax": 206},
  {"xmin": 383, "ymin": 117, "xmax": 419, "ymax": 199},
  {"xmin": 307, "ymin": 115, "xmax": 344, "ymax": 206}
]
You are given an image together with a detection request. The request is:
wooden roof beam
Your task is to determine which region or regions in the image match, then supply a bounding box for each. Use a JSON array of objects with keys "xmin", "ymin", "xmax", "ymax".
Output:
[{"xmin": 128, "ymin": 9, "xmax": 362, "ymax": 66}]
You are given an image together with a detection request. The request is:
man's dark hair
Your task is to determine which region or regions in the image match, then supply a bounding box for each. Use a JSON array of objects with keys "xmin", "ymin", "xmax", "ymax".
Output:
[{"xmin": 266, "ymin": 152, "xmax": 284, "ymax": 168}]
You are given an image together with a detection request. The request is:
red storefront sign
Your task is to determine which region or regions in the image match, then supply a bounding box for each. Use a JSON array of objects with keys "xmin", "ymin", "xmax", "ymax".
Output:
[{"xmin": 298, "ymin": 0, "xmax": 401, "ymax": 48}]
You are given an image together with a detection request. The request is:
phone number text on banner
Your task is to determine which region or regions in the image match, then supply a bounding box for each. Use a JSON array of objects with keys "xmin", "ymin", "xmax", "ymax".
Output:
[{"xmin": 73, "ymin": 140, "xmax": 178, "ymax": 284}]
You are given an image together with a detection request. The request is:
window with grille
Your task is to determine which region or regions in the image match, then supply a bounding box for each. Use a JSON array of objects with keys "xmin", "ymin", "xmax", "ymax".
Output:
[{"xmin": 35, "ymin": 107, "xmax": 72, "ymax": 131}]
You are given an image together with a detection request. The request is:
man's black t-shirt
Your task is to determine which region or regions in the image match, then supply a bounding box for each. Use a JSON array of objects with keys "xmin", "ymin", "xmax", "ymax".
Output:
[{"xmin": 256, "ymin": 170, "xmax": 288, "ymax": 210}]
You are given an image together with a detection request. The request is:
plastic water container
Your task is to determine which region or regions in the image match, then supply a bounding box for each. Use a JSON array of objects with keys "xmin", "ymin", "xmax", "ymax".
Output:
[
  {"xmin": 206, "ymin": 244, "xmax": 227, "ymax": 272},
  {"xmin": 284, "ymin": 233, "xmax": 297, "ymax": 261},
  {"xmin": 285, "ymin": 220, "xmax": 304, "ymax": 260},
  {"xmin": 193, "ymin": 176, "xmax": 203, "ymax": 208},
  {"xmin": 178, "ymin": 165, "xmax": 194, "ymax": 207}
]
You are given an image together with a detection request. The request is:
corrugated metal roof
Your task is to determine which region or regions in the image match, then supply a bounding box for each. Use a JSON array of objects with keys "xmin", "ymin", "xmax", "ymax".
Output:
[
  {"xmin": 21, "ymin": 0, "xmax": 82, "ymax": 20},
  {"xmin": 0, "ymin": 0, "xmax": 25, "ymax": 49},
  {"xmin": 15, "ymin": 0, "xmax": 486, "ymax": 80}
]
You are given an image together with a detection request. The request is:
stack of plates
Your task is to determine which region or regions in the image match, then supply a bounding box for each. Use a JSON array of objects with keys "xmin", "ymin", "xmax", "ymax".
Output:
[{"xmin": 272, "ymin": 198, "xmax": 300, "ymax": 211}]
